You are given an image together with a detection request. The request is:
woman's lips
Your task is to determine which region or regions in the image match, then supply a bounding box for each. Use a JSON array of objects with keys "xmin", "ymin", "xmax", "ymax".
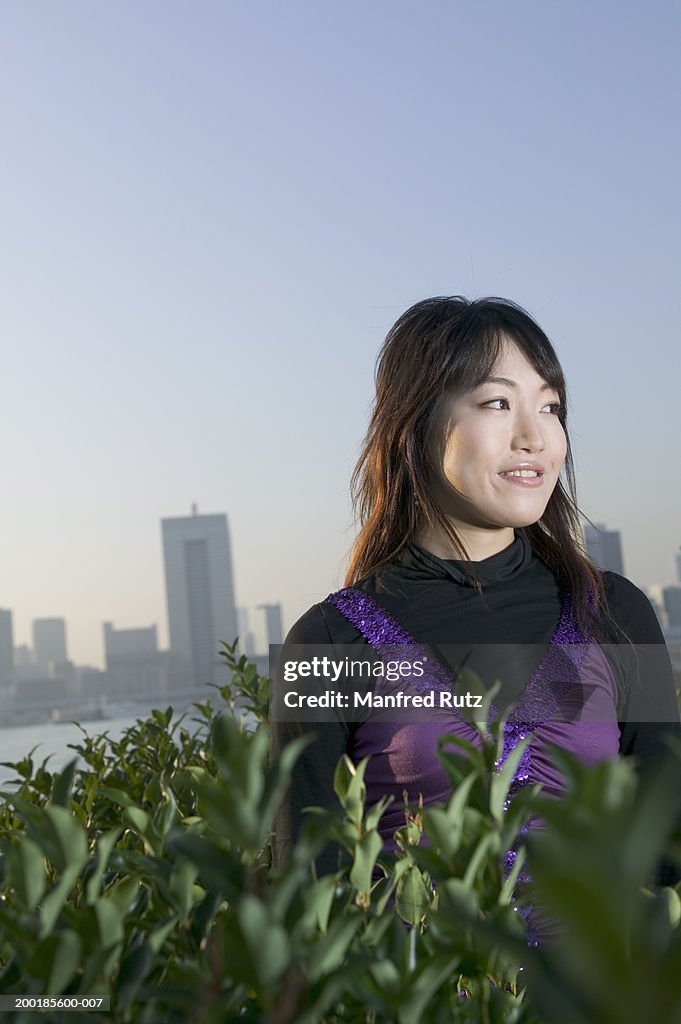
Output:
[{"xmin": 498, "ymin": 469, "xmax": 544, "ymax": 488}]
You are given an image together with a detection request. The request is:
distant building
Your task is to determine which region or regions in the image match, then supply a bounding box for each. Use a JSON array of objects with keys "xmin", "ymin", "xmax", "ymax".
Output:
[
  {"xmin": 257, "ymin": 603, "xmax": 284, "ymax": 649},
  {"xmin": 32, "ymin": 618, "xmax": 68, "ymax": 677},
  {"xmin": 645, "ymin": 590, "xmax": 665, "ymax": 630},
  {"xmin": 236, "ymin": 607, "xmax": 256, "ymax": 657},
  {"xmin": 663, "ymin": 587, "xmax": 681, "ymax": 630},
  {"xmin": 103, "ymin": 622, "xmax": 168, "ymax": 700},
  {"xmin": 14, "ymin": 674, "xmax": 69, "ymax": 707},
  {"xmin": 0, "ymin": 609, "xmax": 13, "ymax": 685},
  {"xmin": 676, "ymin": 549, "xmax": 681, "ymax": 585},
  {"xmin": 78, "ymin": 665, "xmax": 108, "ymax": 703},
  {"xmin": 161, "ymin": 510, "xmax": 238, "ymax": 688},
  {"xmin": 104, "ymin": 622, "xmax": 158, "ymax": 660},
  {"xmin": 13, "ymin": 644, "xmax": 34, "ymax": 670},
  {"xmin": 584, "ymin": 523, "xmax": 624, "ymax": 575}
]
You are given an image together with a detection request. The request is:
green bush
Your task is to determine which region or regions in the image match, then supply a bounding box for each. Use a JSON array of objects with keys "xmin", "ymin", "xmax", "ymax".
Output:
[{"xmin": 0, "ymin": 641, "xmax": 679, "ymax": 1023}]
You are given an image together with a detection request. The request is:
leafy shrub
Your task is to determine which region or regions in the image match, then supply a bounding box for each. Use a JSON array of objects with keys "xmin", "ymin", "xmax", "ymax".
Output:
[{"xmin": 0, "ymin": 641, "xmax": 679, "ymax": 1023}]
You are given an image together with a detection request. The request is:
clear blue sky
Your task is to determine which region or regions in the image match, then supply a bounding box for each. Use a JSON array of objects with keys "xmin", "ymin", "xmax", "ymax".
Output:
[{"xmin": 1, "ymin": 1, "xmax": 679, "ymax": 667}]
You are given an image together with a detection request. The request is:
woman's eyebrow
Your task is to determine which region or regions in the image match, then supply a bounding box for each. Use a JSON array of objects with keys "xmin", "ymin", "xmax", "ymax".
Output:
[{"xmin": 478, "ymin": 375, "xmax": 556, "ymax": 392}]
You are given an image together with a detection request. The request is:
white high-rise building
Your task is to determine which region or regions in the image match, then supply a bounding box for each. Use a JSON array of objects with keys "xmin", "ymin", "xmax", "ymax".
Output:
[
  {"xmin": 236, "ymin": 607, "xmax": 256, "ymax": 657},
  {"xmin": 161, "ymin": 510, "xmax": 238, "ymax": 688},
  {"xmin": 0, "ymin": 609, "xmax": 13, "ymax": 685},
  {"xmin": 257, "ymin": 603, "xmax": 284, "ymax": 649},
  {"xmin": 583, "ymin": 523, "xmax": 624, "ymax": 576},
  {"xmin": 32, "ymin": 618, "xmax": 68, "ymax": 676}
]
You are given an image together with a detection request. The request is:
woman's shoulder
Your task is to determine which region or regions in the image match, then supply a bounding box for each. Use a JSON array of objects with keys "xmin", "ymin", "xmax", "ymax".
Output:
[
  {"xmin": 600, "ymin": 571, "xmax": 664, "ymax": 643},
  {"xmin": 284, "ymin": 592, "xmax": 367, "ymax": 645}
]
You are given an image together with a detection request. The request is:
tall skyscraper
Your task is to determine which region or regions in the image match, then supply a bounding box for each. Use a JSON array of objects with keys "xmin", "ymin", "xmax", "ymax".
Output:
[
  {"xmin": 32, "ymin": 618, "xmax": 68, "ymax": 676},
  {"xmin": 236, "ymin": 607, "xmax": 256, "ymax": 657},
  {"xmin": 0, "ymin": 609, "xmax": 14, "ymax": 685},
  {"xmin": 676, "ymin": 548, "xmax": 681, "ymax": 585},
  {"xmin": 583, "ymin": 523, "xmax": 624, "ymax": 575},
  {"xmin": 161, "ymin": 510, "xmax": 238, "ymax": 688},
  {"xmin": 663, "ymin": 587, "xmax": 681, "ymax": 630},
  {"xmin": 257, "ymin": 603, "xmax": 284, "ymax": 648}
]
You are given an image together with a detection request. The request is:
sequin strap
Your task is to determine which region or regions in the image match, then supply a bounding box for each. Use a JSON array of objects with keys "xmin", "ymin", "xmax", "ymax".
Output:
[
  {"xmin": 325, "ymin": 588, "xmax": 460, "ymax": 702},
  {"xmin": 325, "ymin": 588, "xmax": 415, "ymax": 645},
  {"xmin": 495, "ymin": 591, "xmax": 593, "ymax": 804}
]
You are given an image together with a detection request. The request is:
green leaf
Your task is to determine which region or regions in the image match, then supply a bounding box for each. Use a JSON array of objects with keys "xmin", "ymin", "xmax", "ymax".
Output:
[
  {"xmin": 124, "ymin": 806, "xmax": 154, "ymax": 845},
  {"xmin": 396, "ymin": 864, "xmax": 430, "ymax": 926},
  {"xmin": 368, "ymin": 957, "xmax": 401, "ymax": 994},
  {"xmin": 462, "ymin": 831, "xmax": 499, "ymax": 888},
  {"xmin": 7, "ymin": 836, "xmax": 47, "ymax": 911},
  {"xmin": 397, "ymin": 955, "xmax": 461, "ymax": 1024},
  {"xmin": 306, "ymin": 913, "xmax": 363, "ymax": 981},
  {"xmin": 490, "ymin": 734, "xmax": 531, "ymax": 822},
  {"xmin": 165, "ymin": 830, "xmax": 245, "ymax": 896},
  {"xmin": 499, "ymin": 846, "xmax": 527, "ymax": 906},
  {"xmin": 94, "ymin": 897, "xmax": 126, "ymax": 949},
  {"xmin": 40, "ymin": 867, "xmax": 83, "ymax": 940},
  {"xmin": 664, "ymin": 887, "xmax": 681, "ymax": 928},
  {"xmin": 350, "ymin": 830, "xmax": 383, "ymax": 895},
  {"xmin": 455, "ymin": 668, "xmax": 491, "ymax": 730},
  {"xmin": 237, "ymin": 895, "xmax": 290, "ymax": 989},
  {"xmin": 27, "ymin": 930, "xmax": 81, "ymax": 994},
  {"xmin": 50, "ymin": 758, "xmax": 78, "ymax": 808},
  {"xmin": 43, "ymin": 805, "xmax": 88, "ymax": 873},
  {"xmin": 153, "ymin": 783, "xmax": 178, "ymax": 840},
  {"xmin": 148, "ymin": 916, "xmax": 179, "ymax": 955},
  {"xmin": 437, "ymin": 877, "xmax": 479, "ymax": 921},
  {"xmin": 98, "ymin": 786, "xmax": 140, "ymax": 808},
  {"xmin": 259, "ymin": 733, "xmax": 314, "ymax": 833},
  {"xmin": 116, "ymin": 940, "xmax": 154, "ymax": 1011},
  {"xmin": 334, "ymin": 756, "xmax": 369, "ymax": 820},
  {"xmin": 168, "ymin": 860, "xmax": 200, "ymax": 917},
  {"xmin": 152, "ymin": 707, "xmax": 172, "ymax": 729},
  {"xmin": 85, "ymin": 828, "xmax": 124, "ymax": 904},
  {"xmin": 303, "ymin": 874, "xmax": 338, "ymax": 934},
  {"xmin": 106, "ymin": 876, "xmax": 142, "ymax": 917},
  {"xmin": 365, "ymin": 794, "xmax": 394, "ymax": 833}
]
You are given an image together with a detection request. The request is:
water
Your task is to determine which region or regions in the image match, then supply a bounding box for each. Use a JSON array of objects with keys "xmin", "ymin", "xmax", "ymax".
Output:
[
  {"xmin": 0, "ymin": 714, "xmax": 149, "ymax": 777},
  {"xmin": 0, "ymin": 697, "xmax": 253, "ymax": 784}
]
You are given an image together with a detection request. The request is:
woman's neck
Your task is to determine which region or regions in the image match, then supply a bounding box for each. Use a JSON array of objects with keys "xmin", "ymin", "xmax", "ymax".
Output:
[{"xmin": 414, "ymin": 523, "xmax": 516, "ymax": 562}]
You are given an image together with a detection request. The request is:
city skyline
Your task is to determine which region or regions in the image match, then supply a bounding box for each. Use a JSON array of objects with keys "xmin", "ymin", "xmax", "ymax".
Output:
[
  {"xmin": 1, "ymin": 3, "xmax": 679, "ymax": 666},
  {"xmin": 1, "ymin": 507, "xmax": 284, "ymax": 675},
  {"xmin": 2, "ymin": 514, "xmax": 680, "ymax": 673}
]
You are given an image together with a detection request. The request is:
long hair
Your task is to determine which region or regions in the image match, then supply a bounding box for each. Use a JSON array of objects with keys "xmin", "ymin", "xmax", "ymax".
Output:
[{"xmin": 345, "ymin": 296, "xmax": 604, "ymax": 634}]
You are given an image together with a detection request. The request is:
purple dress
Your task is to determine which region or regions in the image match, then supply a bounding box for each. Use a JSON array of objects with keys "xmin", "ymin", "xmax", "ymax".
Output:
[{"xmin": 326, "ymin": 586, "xmax": 621, "ymax": 941}]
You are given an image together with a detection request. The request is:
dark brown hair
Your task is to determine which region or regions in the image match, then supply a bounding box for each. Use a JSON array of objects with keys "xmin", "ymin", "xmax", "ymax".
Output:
[{"xmin": 345, "ymin": 296, "xmax": 604, "ymax": 633}]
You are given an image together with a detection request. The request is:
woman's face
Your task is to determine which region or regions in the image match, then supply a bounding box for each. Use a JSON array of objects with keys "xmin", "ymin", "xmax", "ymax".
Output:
[{"xmin": 427, "ymin": 339, "xmax": 568, "ymax": 556}]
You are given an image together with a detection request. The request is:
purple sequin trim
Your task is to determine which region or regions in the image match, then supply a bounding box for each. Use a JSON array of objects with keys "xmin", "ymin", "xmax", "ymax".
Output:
[
  {"xmin": 495, "ymin": 592, "xmax": 591, "ymax": 788},
  {"xmin": 325, "ymin": 588, "xmax": 462, "ymax": 704},
  {"xmin": 325, "ymin": 589, "xmax": 417, "ymax": 645}
]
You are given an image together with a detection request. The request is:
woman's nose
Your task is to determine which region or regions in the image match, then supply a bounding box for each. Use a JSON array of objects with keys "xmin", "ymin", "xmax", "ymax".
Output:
[{"xmin": 511, "ymin": 412, "xmax": 545, "ymax": 452}]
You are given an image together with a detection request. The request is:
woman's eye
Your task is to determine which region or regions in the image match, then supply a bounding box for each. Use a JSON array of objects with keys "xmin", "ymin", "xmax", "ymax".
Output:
[{"xmin": 482, "ymin": 398, "xmax": 561, "ymax": 414}]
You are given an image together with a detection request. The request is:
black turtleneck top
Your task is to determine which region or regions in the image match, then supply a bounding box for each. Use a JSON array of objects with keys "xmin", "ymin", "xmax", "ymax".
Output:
[{"xmin": 270, "ymin": 533, "xmax": 680, "ymax": 870}]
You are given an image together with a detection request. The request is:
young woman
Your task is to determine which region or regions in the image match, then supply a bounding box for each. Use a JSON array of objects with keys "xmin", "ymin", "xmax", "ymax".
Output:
[{"xmin": 270, "ymin": 296, "xmax": 680, "ymax": 896}]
